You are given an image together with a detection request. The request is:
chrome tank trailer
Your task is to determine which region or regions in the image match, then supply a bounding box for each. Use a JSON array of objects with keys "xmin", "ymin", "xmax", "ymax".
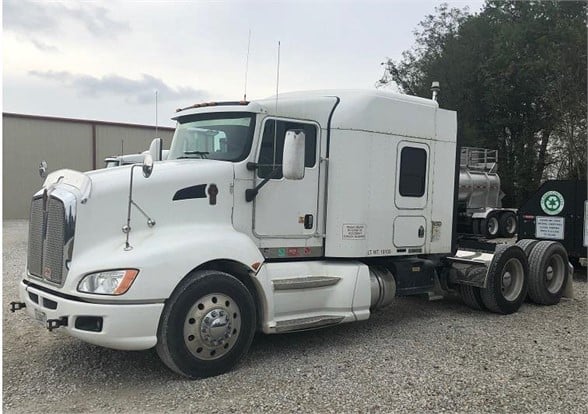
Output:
[
  {"xmin": 458, "ymin": 168, "xmax": 502, "ymax": 210},
  {"xmin": 457, "ymin": 147, "xmax": 517, "ymax": 238}
]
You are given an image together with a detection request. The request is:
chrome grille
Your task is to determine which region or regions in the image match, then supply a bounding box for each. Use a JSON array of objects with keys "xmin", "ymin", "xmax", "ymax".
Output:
[
  {"xmin": 27, "ymin": 197, "xmax": 44, "ymax": 277},
  {"xmin": 43, "ymin": 197, "xmax": 66, "ymax": 283},
  {"xmin": 27, "ymin": 189, "xmax": 76, "ymax": 286}
]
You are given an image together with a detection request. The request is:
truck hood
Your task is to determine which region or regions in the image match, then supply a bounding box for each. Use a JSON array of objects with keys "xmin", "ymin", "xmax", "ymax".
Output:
[{"xmin": 66, "ymin": 160, "xmax": 236, "ymax": 255}]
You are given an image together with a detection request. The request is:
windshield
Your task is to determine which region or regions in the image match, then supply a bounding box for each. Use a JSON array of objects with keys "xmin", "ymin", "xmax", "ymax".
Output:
[{"xmin": 168, "ymin": 112, "xmax": 255, "ymax": 162}]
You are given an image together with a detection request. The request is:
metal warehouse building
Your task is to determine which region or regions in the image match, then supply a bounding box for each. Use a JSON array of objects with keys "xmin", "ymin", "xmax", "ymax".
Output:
[{"xmin": 3, "ymin": 113, "xmax": 175, "ymax": 219}]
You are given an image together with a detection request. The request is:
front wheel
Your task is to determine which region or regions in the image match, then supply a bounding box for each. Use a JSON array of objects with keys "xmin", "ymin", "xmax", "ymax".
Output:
[{"xmin": 156, "ymin": 270, "xmax": 256, "ymax": 379}]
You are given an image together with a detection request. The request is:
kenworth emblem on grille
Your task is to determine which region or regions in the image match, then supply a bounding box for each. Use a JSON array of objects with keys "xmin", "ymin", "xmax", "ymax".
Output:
[{"xmin": 43, "ymin": 266, "xmax": 52, "ymax": 278}]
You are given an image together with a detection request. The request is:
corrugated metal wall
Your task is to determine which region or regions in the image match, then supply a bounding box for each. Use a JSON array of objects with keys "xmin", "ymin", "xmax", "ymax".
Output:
[{"xmin": 3, "ymin": 113, "xmax": 174, "ymax": 219}]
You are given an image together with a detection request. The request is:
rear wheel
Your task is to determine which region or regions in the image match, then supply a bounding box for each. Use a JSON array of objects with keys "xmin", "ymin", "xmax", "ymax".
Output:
[
  {"xmin": 481, "ymin": 213, "xmax": 500, "ymax": 239},
  {"xmin": 472, "ymin": 219, "xmax": 481, "ymax": 236},
  {"xmin": 480, "ymin": 245, "xmax": 528, "ymax": 314},
  {"xmin": 527, "ymin": 241, "xmax": 569, "ymax": 305},
  {"xmin": 516, "ymin": 239, "xmax": 539, "ymax": 256},
  {"xmin": 156, "ymin": 270, "xmax": 256, "ymax": 379},
  {"xmin": 499, "ymin": 212, "xmax": 517, "ymax": 238},
  {"xmin": 459, "ymin": 284, "xmax": 486, "ymax": 311}
]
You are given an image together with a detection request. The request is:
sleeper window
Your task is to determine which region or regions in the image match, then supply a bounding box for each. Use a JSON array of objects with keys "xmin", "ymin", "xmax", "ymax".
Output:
[{"xmin": 399, "ymin": 147, "xmax": 427, "ymax": 197}]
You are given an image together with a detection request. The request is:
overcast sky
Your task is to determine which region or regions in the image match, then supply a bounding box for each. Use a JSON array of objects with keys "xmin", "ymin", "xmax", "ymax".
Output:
[{"xmin": 3, "ymin": 0, "xmax": 484, "ymax": 127}]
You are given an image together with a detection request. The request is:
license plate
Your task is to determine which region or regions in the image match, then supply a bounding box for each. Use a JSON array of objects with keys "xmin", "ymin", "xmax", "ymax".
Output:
[{"xmin": 34, "ymin": 309, "xmax": 46, "ymax": 325}]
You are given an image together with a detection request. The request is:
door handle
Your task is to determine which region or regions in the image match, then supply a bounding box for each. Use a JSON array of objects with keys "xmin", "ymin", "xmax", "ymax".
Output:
[{"xmin": 304, "ymin": 214, "xmax": 314, "ymax": 229}]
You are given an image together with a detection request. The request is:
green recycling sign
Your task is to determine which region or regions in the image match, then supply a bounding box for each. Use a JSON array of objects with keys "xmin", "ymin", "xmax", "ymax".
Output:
[{"xmin": 540, "ymin": 190, "xmax": 565, "ymax": 215}]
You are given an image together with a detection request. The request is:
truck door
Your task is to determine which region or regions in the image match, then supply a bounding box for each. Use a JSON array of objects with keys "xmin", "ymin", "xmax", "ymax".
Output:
[
  {"xmin": 393, "ymin": 141, "xmax": 430, "ymax": 249},
  {"xmin": 252, "ymin": 118, "xmax": 322, "ymax": 245}
]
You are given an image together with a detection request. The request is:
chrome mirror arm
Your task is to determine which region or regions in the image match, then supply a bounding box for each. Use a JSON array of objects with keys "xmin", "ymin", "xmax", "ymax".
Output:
[{"xmin": 123, "ymin": 164, "xmax": 156, "ymax": 251}]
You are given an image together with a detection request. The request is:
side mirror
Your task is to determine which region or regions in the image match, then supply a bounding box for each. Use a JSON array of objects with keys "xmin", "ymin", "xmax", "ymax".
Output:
[
  {"xmin": 282, "ymin": 130, "xmax": 305, "ymax": 180},
  {"xmin": 149, "ymin": 138, "xmax": 163, "ymax": 161},
  {"xmin": 142, "ymin": 154, "xmax": 154, "ymax": 178},
  {"xmin": 39, "ymin": 160, "xmax": 48, "ymax": 178}
]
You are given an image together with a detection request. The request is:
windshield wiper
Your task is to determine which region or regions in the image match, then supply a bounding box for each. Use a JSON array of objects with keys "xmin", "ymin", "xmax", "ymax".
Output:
[{"xmin": 179, "ymin": 151, "xmax": 209, "ymax": 159}]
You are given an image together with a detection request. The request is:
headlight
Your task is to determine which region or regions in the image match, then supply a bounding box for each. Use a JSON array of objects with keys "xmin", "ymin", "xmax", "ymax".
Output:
[{"xmin": 77, "ymin": 269, "xmax": 139, "ymax": 295}]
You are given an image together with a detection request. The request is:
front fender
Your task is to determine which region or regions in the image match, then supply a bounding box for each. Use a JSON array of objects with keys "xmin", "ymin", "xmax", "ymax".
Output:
[{"xmin": 65, "ymin": 224, "xmax": 264, "ymax": 301}]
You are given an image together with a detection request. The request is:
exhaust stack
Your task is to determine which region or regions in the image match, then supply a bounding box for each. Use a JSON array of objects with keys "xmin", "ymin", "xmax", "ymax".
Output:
[{"xmin": 431, "ymin": 81, "xmax": 440, "ymax": 101}]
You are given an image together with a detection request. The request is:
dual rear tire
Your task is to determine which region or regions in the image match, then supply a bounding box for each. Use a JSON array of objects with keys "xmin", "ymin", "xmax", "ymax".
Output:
[
  {"xmin": 475, "ymin": 211, "xmax": 517, "ymax": 239},
  {"xmin": 479, "ymin": 245, "xmax": 528, "ymax": 314},
  {"xmin": 459, "ymin": 241, "xmax": 569, "ymax": 313},
  {"xmin": 526, "ymin": 241, "xmax": 569, "ymax": 305}
]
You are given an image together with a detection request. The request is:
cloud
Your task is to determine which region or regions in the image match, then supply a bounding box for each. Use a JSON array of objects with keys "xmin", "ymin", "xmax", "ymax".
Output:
[
  {"xmin": 29, "ymin": 38, "xmax": 59, "ymax": 53},
  {"xmin": 3, "ymin": 0, "xmax": 129, "ymax": 37},
  {"xmin": 29, "ymin": 70, "xmax": 208, "ymax": 104}
]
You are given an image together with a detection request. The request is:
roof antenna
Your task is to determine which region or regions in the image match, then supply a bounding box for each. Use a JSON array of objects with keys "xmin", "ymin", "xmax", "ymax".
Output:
[
  {"xmin": 243, "ymin": 29, "xmax": 251, "ymax": 101},
  {"xmin": 272, "ymin": 41, "xmax": 281, "ymax": 168},
  {"xmin": 275, "ymin": 41, "xmax": 281, "ymax": 112},
  {"xmin": 431, "ymin": 81, "xmax": 440, "ymax": 101},
  {"xmin": 155, "ymin": 90, "xmax": 159, "ymax": 137}
]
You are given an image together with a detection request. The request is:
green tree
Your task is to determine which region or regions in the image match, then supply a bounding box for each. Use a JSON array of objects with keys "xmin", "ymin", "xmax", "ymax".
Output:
[{"xmin": 379, "ymin": 1, "xmax": 587, "ymax": 206}]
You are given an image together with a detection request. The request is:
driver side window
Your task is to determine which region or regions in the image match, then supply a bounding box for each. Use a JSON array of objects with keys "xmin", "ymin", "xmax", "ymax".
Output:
[{"xmin": 258, "ymin": 119, "xmax": 317, "ymax": 179}]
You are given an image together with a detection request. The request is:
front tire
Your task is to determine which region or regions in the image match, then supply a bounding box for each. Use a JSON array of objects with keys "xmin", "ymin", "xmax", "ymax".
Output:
[
  {"xmin": 480, "ymin": 245, "xmax": 528, "ymax": 314},
  {"xmin": 156, "ymin": 270, "xmax": 256, "ymax": 379}
]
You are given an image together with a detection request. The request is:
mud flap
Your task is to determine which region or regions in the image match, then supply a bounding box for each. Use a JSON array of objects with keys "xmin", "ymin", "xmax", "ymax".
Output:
[{"xmin": 563, "ymin": 262, "xmax": 574, "ymax": 299}]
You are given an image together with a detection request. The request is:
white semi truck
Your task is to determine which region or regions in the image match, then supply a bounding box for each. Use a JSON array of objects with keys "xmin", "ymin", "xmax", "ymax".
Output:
[{"xmin": 12, "ymin": 89, "xmax": 572, "ymax": 378}]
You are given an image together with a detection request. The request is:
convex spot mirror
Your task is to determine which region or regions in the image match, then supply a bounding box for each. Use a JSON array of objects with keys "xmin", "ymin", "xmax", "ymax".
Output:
[
  {"xmin": 282, "ymin": 130, "xmax": 305, "ymax": 180},
  {"xmin": 142, "ymin": 154, "xmax": 154, "ymax": 178},
  {"xmin": 39, "ymin": 160, "xmax": 48, "ymax": 178}
]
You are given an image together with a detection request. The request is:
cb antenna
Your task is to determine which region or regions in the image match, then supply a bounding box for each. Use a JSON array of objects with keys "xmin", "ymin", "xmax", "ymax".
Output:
[
  {"xmin": 275, "ymin": 41, "xmax": 281, "ymax": 112},
  {"xmin": 243, "ymin": 29, "xmax": 251, "ymax": 101},
  {"xmin": 272, "ymin": 41, "xmax": 281, "ymax": 168},
  {"xmin": 155, "ymin": 90, "xmax": 159, "ymax": 137}
]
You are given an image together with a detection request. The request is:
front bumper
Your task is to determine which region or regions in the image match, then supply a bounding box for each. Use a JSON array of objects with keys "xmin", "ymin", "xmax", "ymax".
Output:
[{"xmin": 19, "ymin": 280, "xmax": 163, "ymax": 351}]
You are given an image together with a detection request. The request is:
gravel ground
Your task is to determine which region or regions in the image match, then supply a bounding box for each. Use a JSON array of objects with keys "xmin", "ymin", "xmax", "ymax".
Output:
[{"xmin": 3, "ymin": 220, "xmax": 587, "ymax": 413}]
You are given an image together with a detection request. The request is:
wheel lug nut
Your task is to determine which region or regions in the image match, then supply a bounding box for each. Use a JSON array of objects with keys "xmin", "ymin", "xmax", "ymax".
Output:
[{"xmin": 211, "ymin": 311, "xmax": 217, "ymax": 318}]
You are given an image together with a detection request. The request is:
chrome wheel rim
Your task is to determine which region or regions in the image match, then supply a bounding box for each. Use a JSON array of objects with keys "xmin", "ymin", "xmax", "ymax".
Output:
[
  {"xmin": 545, "ymin": 254, "xmax": 565, "ymax": 294},
  {"xmin": 501, "ymin": 258, "xmax": 524, "ymax": 301},
  {"xmin": 183, "ymin": 293, "xmax": 241, "ymax": 360}
]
